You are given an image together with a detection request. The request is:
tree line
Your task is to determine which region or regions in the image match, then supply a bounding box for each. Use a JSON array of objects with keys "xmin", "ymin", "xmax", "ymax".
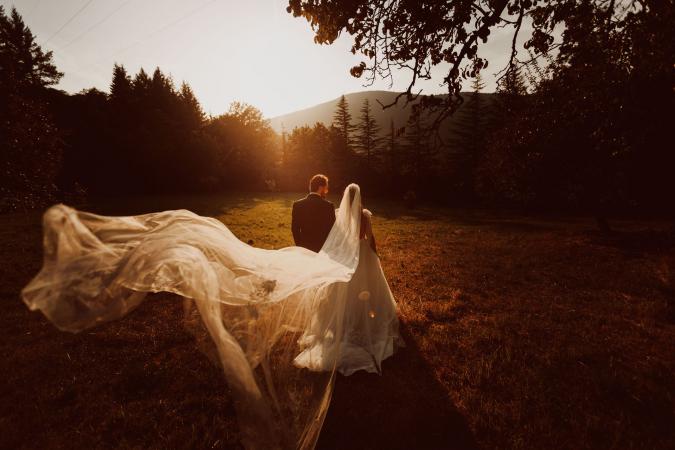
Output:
[
  {"xmin": 279, "ymin": 77, "xmax": 494, "ymax": 203},
  {"xmin": 286, "ymin": 0, "xmax": 674, "ymax": 222},
  {"xmin": 2, "ymin": 4, "xmax": 672, "ymax": 219},
  {"xmin": 1, "ymin": 6, "xmax": 277, "ymax": 212}
]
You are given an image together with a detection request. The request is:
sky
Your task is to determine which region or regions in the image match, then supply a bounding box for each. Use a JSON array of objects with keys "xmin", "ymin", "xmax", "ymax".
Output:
[{"xmin": 3, "ymin": 0, "xmax": 528, "ymax": 118}]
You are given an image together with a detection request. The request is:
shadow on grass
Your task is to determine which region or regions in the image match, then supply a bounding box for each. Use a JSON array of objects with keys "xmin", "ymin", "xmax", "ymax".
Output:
[
  {"xmin": 588, "ymin": 228, "xmax": 675, "ymax": 256},
  {"xmin": 318, "ymin": 322, "xmax": 477, "ymax": 450}
]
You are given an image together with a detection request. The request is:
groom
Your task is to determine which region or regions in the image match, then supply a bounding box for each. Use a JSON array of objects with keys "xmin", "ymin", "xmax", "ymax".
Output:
[{"xmin": 292, "ymin": 174, "xmax": 336, "ymax": 252}]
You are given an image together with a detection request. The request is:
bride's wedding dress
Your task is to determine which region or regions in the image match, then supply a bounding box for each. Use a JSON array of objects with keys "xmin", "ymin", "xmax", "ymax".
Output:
[
  {"xmin": 294, "ymin": 209, "xmax": 399, "ymax": 376},
  {"xmin": 21, "ymin": 183, "xmax": 399, "ymax": 450}
]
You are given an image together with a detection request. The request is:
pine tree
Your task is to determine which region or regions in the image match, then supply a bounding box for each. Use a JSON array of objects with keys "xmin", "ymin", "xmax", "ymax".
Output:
[
  {"xmin": 355, "ymin": 98, "xmax": 381, "ymax": 169},
  {"xmin": 150, "ymin": 67, "xmax": 176, "ymax": 109},
  {"xmin": 132, "ymin": 68, "xmax": 152, "ymax": 95},
  {"xmin": 332, "ymin": 95, "xmax": 355, "ymax": 150},
  {"xmin": 178, "ymin": 81, "xmax": 205, "ymax": 128},
  {"xmin": 385, "ymin": 119, "xmax": 399, "ymax": 178},
  {"xmin": 402, "ymin": 111, "xmax": 432, "ymax": 190},
  {"xmin": 109, "ymin": 64, "xmax": 132, "ymax": 103},
  {"xmin": 0, "ymin": 6, "xmax": 62, "ymax": 93},
  {"xmin": 0, "ymin": 7, "xmax": 63, "ymax": 211},
  {"xmin": 498, "ymin": 65, "xmax": 527, "ymax": 98},
  {"xmin": 494, "ymin": 65, "xmax": 527, "ymax": 136},
  {"xmin": 447, "ymin": 73, "xmax": 489, "ymax": 200}
]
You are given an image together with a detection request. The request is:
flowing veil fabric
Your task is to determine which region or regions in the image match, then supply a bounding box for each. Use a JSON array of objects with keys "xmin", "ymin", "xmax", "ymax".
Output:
[{"xmin": 21, "ymin": 184, "xmax": 366, "ymax": 449}]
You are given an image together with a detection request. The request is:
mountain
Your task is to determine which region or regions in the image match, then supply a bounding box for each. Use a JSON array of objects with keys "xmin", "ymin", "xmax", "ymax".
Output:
[{"xmin": 268, "ymin": 90, "xmax": 496, "ymax": 138}]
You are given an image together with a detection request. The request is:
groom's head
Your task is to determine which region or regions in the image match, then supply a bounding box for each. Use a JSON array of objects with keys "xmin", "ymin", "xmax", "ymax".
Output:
[{"xmin": 309, "ymin": 174, "xmax": 329, "ymax": 198}]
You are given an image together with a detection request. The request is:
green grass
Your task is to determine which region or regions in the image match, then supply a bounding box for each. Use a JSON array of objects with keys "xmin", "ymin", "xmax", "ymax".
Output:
[{"xmin": 1, "ymin": 193, "xmax": 673, "ymax": 449}]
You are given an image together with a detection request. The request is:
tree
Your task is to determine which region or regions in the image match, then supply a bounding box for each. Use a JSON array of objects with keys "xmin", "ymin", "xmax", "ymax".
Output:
[
  {"xmin": 0, "ymin": 6, "xmax": 64, "ymax": 211},
  {"xmin": 97, "ymin": 65, "xmax": 211, "ymax": 194},
  {"xmin": 132, "ymin": 68, "xmax": 151, "ymax": 95},
  {"xmin": 385, "ymin": 119, "xmax": 399, "ymax": 177},
  {"xmin": 286, "ymin": 0, "xmax": 656, "ymax": 127},
  {"xmin": 476, "ymin": 1, "xmax": 674, "ymax": 223},
  {"xmin": 497, "ymin": 65, "xmax": 527, "ymax": 107},
  {"xmin": 150, "ymin": 67, "xmax": 176, "ymax": 110},
  {"xmin": 0, "ymin": 7, "xmax": 62, "ymax": 93},
  {"xmin": 446, "ymin": 73, "xmax": 490, "ymax": 201},
  {"xmin": 287, "ymin": 1, "xmax": 671, "ymax": 219},
  {"xmin": 402, "ymin": 111, "xmax": 435, "ymax": 193},
  {"xmin": 475, "ymin": 66, "xmax": 531, "ymax": 206},
  {"xmin": 278, "ymin": 122, "xmax": 354, "ymax": 191},
  {"xmin": 355, "ymin": 98, "xmax": 381, "ymax": 170},
  {"xmin": 381, "ymin": 119, "xmax": 407, "ymax": 195},
  {"xmin": 109, "ymin": 64, "xmax": 132, "ymax": 104},
  {"xmin": 331, "ymin": 95, "xmax": 355, "ymax": 150},
  {"xmin": 178, "ymin": 81, "xmax": 205, "ymax": 129},
  {"xmin": 203, "ymin": 102, "xmax": 277, "ymax": 190}
]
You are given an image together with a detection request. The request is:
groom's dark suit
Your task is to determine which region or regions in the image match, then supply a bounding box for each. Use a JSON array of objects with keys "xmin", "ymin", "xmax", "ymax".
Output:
[{"xmin": 291, "ymin": 193, "xmax": 336, "ymax": 252}]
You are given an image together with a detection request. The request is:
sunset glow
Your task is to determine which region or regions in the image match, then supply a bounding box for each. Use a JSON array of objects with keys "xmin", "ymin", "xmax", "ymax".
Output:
[{"xmin": 4, "ymin": 0, "xmax": 526, "ymax": 118}]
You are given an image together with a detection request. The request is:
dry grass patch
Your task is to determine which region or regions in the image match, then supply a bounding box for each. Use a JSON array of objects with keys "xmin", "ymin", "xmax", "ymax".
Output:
[{"xmin": 1, "ymin": 195, "xmax": 673, "ymax": 449}]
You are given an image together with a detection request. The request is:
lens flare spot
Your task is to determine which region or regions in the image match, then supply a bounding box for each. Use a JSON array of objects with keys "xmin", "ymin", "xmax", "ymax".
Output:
[{"xmin": 358, "ymin": 290, "xmax": 370, "ymax": 301}]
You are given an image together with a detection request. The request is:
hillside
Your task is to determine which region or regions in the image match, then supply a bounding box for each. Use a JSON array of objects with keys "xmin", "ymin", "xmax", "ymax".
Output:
[{"xmin": 268, "ymin": 90, "xmax": 496, "ymax": 139}]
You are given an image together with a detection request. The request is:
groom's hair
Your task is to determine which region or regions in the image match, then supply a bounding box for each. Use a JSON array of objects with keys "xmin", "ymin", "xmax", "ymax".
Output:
[{"xmin": 309, "ymin": 174, "xmax": 328, "ymax": 192}]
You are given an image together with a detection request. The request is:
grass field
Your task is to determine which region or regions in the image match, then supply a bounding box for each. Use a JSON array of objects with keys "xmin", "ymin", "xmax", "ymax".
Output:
[{"xmin": 1, "ymin": 192, "xmax": 673, "ymax": 449}]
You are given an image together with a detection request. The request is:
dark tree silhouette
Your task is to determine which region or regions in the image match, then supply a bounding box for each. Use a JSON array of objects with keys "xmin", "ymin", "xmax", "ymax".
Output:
[
  {"xmin": 385, "ymin": 120, "xmax": 400, "ymax": 177},
  {"xmin": 446, "ymin": 73, "xmax": 491, "ymax": 201},
  {"xmin": 133, "ymin": 68, "xmax": 151, "ymax": 94},
  {"xmin": 331, "ymin": 95, "xmax": 356, "ymax": 150},
  {"xmin": 0, "ymin": 7, "xmax": 62, "ymax": 90},
  {"xmin": 2, "ymin": 3, "xmax": 672, "ymax": 219},
  {"xmin": 402, "ymin": 112, "xmax": 436, "ymax": 192},
  {"xmin": 475, "ymin": 1, "xmax": 674, "ymax": 225},
  {"xmin": 355, "ymin": 98, "xmax": 381, "ymax": 171},
  {"xmin": 475, "ymin": 67, "xmax": 530, "ymax": 206},
  {"xmin": 178, "ymin": 82, "xmax": 205, "ymax": 129},
  {"xmin": 288, "ymin": 0, "xmax": 673, "ymax": 221},
  {"xmin": 0, "ymin": 7, "xmax": 64, "ymax": 212},
  {"xmin": 110, "ymin": 64, "xmax": 133, "ymax": 104}
]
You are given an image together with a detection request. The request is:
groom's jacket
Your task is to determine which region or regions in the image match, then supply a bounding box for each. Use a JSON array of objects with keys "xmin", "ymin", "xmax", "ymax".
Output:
[{"xmin": 291, "ymin": 193, "xmax": 336, "ymax": 252}]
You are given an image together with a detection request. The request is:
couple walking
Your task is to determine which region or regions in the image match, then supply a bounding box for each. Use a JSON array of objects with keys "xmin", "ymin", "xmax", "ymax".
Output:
[{"xmin": 21, "ymin": 174, "xmax": 400, "ymax": 449}]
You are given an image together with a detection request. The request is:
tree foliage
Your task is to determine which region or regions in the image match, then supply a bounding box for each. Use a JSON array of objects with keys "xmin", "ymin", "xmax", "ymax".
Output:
[
  {"xmin": 287, "ymin": 1, "xmax": 668, "ymax": 122},
  {"xmin": 355, "ymin": 98, "xmax": 381, "ymax": 170},
  {"xmin": 278, "ymin": 122, "xmax": 346, "ymax": 191},
  {"xmin": 288, "ymin": 0, "xmax": 674, "ymax": 216},
  {"xmin": 477, "ymin": 1, "xmax": 675, "ymax": 215},
  {"xmin": 48, "ymin": 63, "xmax": 276, "ymax": 197},
  {"xmin": 2, "ymin": 4, "xmax": 672, "ymax": 218},
  {"xmin": 331, "ymin": 94, "xmax": 356, "ymax": 149},
  {"xmin": 0, "ymin": 6, "xmax": 64, "ymax": 211},
  {"xmin": 446, "ymin": 74, "xmax": 492, "ymax": 201}
]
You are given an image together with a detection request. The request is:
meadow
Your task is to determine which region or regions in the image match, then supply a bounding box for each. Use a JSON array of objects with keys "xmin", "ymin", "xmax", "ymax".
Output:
[{"xmin": 1, "ymin": 192, "xmax": 673, "ymax": 449}]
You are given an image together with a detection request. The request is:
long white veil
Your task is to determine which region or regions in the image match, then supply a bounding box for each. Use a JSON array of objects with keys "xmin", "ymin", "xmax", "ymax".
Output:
[{"xmin": 22, "ymin": 184, "xmax": 364, "ymax": 449}]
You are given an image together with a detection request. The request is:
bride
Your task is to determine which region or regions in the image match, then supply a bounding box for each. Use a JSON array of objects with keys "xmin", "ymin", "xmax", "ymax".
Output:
[
  {"xmin": 294, "ymin": 184, "xmax": 400, "ymax": 376},
  {"xmin": 21, "ymin": 183, "xmax": 400, "ymax": 450}
]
